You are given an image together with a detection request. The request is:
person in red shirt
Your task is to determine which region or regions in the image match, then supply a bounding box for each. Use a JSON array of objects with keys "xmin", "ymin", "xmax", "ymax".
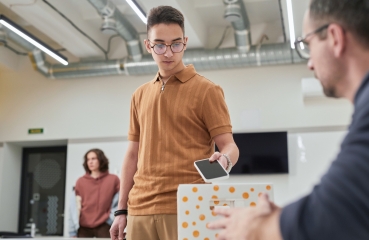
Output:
[{"xmin": 70, "ymin": 149, "xmax": 119, "ymax": 238}]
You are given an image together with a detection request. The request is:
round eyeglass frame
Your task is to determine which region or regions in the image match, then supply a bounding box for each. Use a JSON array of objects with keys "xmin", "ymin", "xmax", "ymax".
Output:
[{"xmin": 147, "ymin": 40, "xmax": 186, "ymax": 55}]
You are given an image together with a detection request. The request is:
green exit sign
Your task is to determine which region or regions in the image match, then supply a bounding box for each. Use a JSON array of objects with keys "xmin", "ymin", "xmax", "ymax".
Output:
[{"xmin": 28, "ymin": 128, "xmax": 44, "ymax": 134}]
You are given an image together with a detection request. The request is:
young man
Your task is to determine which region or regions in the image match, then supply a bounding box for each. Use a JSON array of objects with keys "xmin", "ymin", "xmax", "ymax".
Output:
[
  {"xmin": 71, "ymin": 149, "xmax": 119, "ymax": 238},
  {"xmin": 209, "ymin": 0, "xmax": 369, "ymax": 239},
  {"xmin": 110, "ymin": 6, "xmax": 239, "ymax": 240}
]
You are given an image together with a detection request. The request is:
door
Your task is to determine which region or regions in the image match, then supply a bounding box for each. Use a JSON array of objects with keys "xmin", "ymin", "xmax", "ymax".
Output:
[{"xmin": 18, "ymin": 146, "xmax": 67, "ymax": 236}]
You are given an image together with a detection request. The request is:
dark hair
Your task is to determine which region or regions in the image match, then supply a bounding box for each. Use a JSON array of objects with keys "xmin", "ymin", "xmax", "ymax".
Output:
[
  {"xmin": 309, "ymin": 0, "xmax": 369, "ymax": 48},
  {"xmin": 147, "ymin": 6, "xmax": 185, "ymax": 36},
  {"xmin": 83, "ymin": 148, "xmax": 109, "ymax": 173}
]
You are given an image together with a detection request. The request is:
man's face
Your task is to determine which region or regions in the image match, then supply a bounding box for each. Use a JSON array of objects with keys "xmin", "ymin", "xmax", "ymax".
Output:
[
  {"xmin": 303, "ymin": 12, "xmax": 342, "ymax": 98},
  {"xmin": 144, "ymin": 23, "xmax": 187, "ymax": 75},
  {"xmin": 87, "ymin": 152, "xmax": 100, "ymax": 172}
]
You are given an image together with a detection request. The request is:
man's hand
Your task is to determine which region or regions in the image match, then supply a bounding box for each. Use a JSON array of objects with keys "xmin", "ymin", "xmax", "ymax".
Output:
[
  {"xmin": 208, "ymin": 193, "xmax": 282, "ymax": 240},
  {"xmin": 209, "ymin": 151, "xmax": 228, "ymax": 169},
  {"xmin": 110, "ymin": 215, "xmax": 127, "ymax": 240}
]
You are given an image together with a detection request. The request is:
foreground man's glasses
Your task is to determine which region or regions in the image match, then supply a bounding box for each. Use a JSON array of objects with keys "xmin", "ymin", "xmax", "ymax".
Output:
[
  {"xmin": 148, "ymin": 40, "xmax": 186, "ymax": 55},
  {"xmin": 294, "ymin": 23, "xmax": 330, "ymax": 60}
]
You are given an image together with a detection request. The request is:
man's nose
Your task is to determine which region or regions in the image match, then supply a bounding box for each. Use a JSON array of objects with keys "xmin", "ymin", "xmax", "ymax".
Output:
[
  {"xmin": 307, "ymin": 59, "xmax": 314, "ymax": 71},
  {"xmin": 164, "ymin": 46, "xmax": 173, "ymax": 57}
]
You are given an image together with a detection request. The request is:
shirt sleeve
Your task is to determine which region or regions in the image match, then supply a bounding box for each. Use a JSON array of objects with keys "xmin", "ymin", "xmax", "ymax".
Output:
[
  {"xmin": 128, "ymin": 93, "xmax": 140, "ymax": 142},
  {"xmin": 201, "ymin": 85, "xmax": 232, "ymax": 138},
  {"xmin": 280, "ymin": 106, "xmax": 369, "ymax": 240}
]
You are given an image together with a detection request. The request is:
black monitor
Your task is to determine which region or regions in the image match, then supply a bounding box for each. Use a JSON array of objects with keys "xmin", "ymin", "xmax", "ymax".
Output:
[{"xmin": 216, "ymin": 132, "xmax": 289, "ymax": 174}]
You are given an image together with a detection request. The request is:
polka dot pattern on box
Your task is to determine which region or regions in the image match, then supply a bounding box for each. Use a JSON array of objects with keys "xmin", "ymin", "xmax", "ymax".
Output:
[{"xmin": 177, "ymin": 183, "xmax": 273, "ymax": 239}]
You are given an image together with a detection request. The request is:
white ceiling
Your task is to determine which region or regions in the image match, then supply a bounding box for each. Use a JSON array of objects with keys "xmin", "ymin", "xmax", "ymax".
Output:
[{"xmin": 0, "ymin": 0, "xmax": 309, "ymax": 67}]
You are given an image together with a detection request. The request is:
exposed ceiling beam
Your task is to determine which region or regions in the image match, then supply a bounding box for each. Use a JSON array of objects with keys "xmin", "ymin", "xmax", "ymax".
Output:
[{"xmin": 0, "ymin": 0, "xmax": 109, "ymax": 59}]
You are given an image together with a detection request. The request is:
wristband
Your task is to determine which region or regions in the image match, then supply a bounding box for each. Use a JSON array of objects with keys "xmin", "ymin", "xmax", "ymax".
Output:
[
  {"xmin": 222, "ymin": 153, "xmax": 232, "ymax": 172},
  {"xmin": 114, "ymin": 209, "xmax": 128, "ymax": 216}
]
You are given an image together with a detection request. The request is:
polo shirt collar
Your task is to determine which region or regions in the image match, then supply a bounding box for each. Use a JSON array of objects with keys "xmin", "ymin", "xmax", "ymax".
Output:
[{"xmin": 152, "ymin": 64, "xmax": 197, "ymax": 83}]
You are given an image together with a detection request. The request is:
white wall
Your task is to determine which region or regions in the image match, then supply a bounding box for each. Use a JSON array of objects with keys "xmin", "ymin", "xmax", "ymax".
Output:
[
  {"xmin": 215, "ymin": 130, "xmax": 347, "ymax": 206},
  {"xmin": 0, "ymin": 143, "xmax": 22, "ymax": 232},
  {"xmin": 206, "ymin": 66, "xmax": 352, "ymax": 132},
  {"xmin": 0, "ymin": 58, "xmax": 353, "ymax": 142}
]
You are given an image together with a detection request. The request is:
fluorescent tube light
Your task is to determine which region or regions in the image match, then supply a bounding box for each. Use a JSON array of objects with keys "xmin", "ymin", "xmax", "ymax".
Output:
[
  {"xmin": 0, "ymin": 14, "xmax": 68, "ymax": 65},
  {"xmin": 126, "ymin": 0, "xmax": 147, "ymax": 24},
  {"xmin": 286, "ymin": 0, "xmax": 296, "ymax": 49}
]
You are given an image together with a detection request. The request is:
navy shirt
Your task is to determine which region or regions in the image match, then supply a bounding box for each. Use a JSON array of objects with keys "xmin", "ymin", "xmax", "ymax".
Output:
[{"xmin": 280, "ymin": 72, "xmax": 369, "ymax": 240}]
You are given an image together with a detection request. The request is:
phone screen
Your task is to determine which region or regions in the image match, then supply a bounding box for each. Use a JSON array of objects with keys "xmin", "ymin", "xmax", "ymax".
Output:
[{"xmin": 194, "ymin": 159, "xmax": 228, "ymax": 179}]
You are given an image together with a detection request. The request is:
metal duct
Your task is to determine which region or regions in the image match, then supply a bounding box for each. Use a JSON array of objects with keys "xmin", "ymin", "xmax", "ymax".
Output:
[
  {"xmin": 30, "ymin": 49, "xmax": 52, "ymax": 77},
  {"xmin": 1, "ymin": 26, "xmax": 34, "ymax": 51},
  {"xmin": 31, "ymin": 42, "xmax": 303, "ymax": 78},
  {"xmin": 50, "ymin": 59, "xmax": 124, "ymax": 78},
  {"xmin": 88, "ymin": 0, "xmax": 143, "ymax": 62},
  {"xmin": 125, "ymin": 42, "xmax": 304, "ymax": 75},
  {"xmin": 2, "ymin": 18, "xmax": 304, "ymax": 78},
  {"xmin": 30, "ymin": 49, "xmax": 124, "ymax": 79},
  {"xmin": 224, "ymin": 0, "xmax": 252, "ymax": 53},
  {"xmin": 0, "ymin": 25, "xmax": 6, "ymax": 42}
]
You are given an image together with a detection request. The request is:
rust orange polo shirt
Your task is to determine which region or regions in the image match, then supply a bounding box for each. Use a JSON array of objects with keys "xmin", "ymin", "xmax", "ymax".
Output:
[{"xmin": 127, "ymin": 64, "xmax": 232, "ymax": 215}]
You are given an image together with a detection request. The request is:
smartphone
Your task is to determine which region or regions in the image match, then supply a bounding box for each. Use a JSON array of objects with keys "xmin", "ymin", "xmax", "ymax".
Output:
[{"xmin": 194, "ymin": 159, "xmax": 229, "ymax": 183}]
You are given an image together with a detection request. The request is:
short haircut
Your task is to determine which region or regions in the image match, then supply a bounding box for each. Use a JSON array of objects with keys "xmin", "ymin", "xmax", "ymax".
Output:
[
  {"xmin": 83, "ymin": 148, "xmax": 109, "ymax": 174},
  {"xmin": 147, "ymin": 5, "xmax": 185, "ymax": 36},
  {"xmin": 309, "ymin": 0, "xmax": 369, "ymax": 48}
]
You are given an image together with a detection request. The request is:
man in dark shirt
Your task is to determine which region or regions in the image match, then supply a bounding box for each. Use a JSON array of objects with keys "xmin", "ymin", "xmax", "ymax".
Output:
[{"xmin": 208, "ymin": 0, "xmax": 369, "ymax": 239}]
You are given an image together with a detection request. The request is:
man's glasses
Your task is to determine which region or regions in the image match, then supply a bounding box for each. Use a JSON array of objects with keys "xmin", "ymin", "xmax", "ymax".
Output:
[
  {"xmin": 294, "ymin": 23, "xmax": 330, "ymax": 60},
  {"xmin": 148, "ymin": 40, "xmax": 186, "ymax": 55}
]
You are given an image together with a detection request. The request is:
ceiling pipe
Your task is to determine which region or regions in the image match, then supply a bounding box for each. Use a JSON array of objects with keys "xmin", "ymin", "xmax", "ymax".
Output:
[
  {"xmin": 88, "ymin": 0, "xmax": 143, "ymax": 62},
  {"xmin": 223, "ymin": 0, "xmax": 252, "ymax": 53},
  {"xmin": 1, "ymin": 17, "xmax": 304, "ymax": 79},
  {"xmin": 30, "ymin": 42, "xmax": 303, "ymax": 78},
  {"xmin": 30, "ymin": 49, "xmax": 52, "ymax": 77},
  {"xmin": 125, "ymin": 43, "xmax": 304, "ymax": 75},
  {"xmin": 0, "ymin": 25, "xmax": 6, "ymax": 42},
  {"xmin": 30, "ymin": 50, "xmax": 124, "ymax": 78},
  {"xmin": 0, "ymin": 25, "xmax": 34, "ymax": 51}
]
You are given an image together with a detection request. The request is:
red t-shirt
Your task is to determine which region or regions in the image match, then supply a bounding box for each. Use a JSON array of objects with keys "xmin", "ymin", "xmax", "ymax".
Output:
[{"xmin": 75, "ymin": 171, "xmax": 119, "ymax": 228}]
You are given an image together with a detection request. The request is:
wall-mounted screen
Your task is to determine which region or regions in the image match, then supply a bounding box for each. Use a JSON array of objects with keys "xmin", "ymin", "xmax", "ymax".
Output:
[{"xmin": 217, "ymin": 132, "xmax": 288, "ymax": 174}]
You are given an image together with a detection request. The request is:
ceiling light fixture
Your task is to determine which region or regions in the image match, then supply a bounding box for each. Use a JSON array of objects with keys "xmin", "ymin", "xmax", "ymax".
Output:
[
  {"xmin": 125, "ymin": 0, "xmax": 147, "ymax": 24},
  {"xmin": 0, "ymin": 14, "xmax": 68, "ymax": 65},
  {"xmin": 286, "ymin": 0, "xmax": 296, "ymax": 49}
]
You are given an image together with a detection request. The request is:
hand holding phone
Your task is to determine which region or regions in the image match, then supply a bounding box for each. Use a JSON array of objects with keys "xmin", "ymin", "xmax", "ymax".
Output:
[{"xmin": 194, "ymin": 159, "xmax": 229, "ymax": 183}]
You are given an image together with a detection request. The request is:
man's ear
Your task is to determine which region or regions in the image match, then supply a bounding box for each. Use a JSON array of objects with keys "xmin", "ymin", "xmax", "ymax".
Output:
[
  {"xmin": 183, "ymin": 36, "xmax": 188, "ymax": 51},
  {"xmin": 328, "ymin": 24, "xmax": 346, "ymax": 58},
  {"xmin": 144, "ymin": 39, "xmax": 152, "ymax": 53}
]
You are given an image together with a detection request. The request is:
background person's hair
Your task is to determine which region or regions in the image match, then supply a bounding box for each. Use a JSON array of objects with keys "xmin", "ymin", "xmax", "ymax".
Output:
[
  {"xmin": 147, "ymin": 5, "xmax": 185, "ymax": 36},
  {"xmin": 83, "ymin": 148, "xmax": 109, "ymax": 173},
  {"xmin": 309, "ymin": 0, "xmax": 369, "ymax": 48}
]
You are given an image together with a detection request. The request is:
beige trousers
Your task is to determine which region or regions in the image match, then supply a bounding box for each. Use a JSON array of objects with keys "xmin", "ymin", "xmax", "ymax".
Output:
[{"xmin": 126, "ymin": 214, "xmax": 177, "ymax": 240}]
